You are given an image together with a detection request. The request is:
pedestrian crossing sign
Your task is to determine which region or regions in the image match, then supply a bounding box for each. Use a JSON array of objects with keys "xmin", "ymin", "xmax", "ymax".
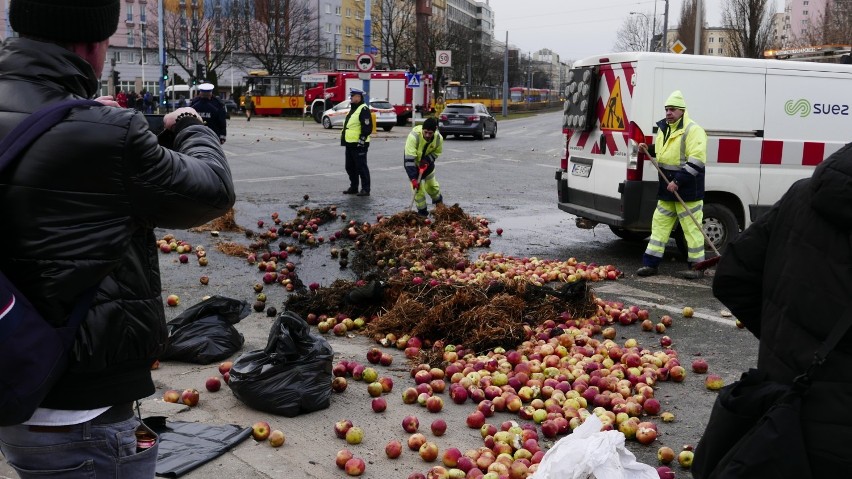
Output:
[{"xmin": 406, "ymin": 74, "xmax": 421, "ymax": 88}]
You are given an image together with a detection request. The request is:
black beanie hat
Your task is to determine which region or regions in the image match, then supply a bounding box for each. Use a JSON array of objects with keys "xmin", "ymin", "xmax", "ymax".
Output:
[
  {"xmin": 423, "ymin": 117, "xmax": 438, "ymax": 131},
  {"xmin": 10, "ymin": 0, "xmax": 120, "ymax": 43}
]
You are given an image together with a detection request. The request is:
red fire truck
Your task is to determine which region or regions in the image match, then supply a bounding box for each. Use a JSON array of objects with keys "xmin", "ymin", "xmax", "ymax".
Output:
[{"xmin": 304, "ymin": 70, "xmax": 432, "ymax": 126}]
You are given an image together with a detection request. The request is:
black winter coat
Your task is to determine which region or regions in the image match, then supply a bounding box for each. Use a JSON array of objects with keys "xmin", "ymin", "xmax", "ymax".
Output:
[
  {"xmin": 0, "ymin": 38, "xmax": 235, "ymax": 410},
  {"xmin": 713, "ymin": 142, "xmax": 852, "ymax": 473}
]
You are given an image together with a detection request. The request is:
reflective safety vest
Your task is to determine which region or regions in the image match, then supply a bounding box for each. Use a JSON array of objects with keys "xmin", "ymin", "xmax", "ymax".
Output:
[
  {"xmin": 653, "ymin": 112, "xmax": 707, "ymax": 202},
  {"xmin": 343, "ymin": 103, "xmax": 370, "ymax": 144}
]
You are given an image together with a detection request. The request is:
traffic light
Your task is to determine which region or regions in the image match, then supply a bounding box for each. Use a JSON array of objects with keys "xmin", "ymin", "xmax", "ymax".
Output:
[
  {"xmin": 112, "ymin": 70, "xmax": 120, "ymax": 85},
  {"xmin": 162, "ymin": 65, "xmax": 169, "ymax": 82},
  {"xmin": 196, "ymin": 63, "xmax": 205, "ymax": 81}
]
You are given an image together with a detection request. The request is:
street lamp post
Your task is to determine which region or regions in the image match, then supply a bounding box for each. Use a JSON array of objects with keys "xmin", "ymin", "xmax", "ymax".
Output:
[
  {"xmin": 467, "ymin": 39, "xmax": 473, "ymax": 99},
  {"xmin": 630, "ymin": 11, "xmax": 652, "ymax": 52}
]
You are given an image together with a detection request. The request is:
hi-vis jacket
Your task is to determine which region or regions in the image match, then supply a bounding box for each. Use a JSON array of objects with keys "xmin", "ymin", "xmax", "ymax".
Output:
[
  {"xmin": 342, "ymin": 103, "xmax": 372, "ymax": 145},
  {"xmin": 648, "ymin": 113, "xmax": 707, "ymax": 201},
  {"xmin": 404, "ymin": 125, "xmax": 443, "ymax": 180}
]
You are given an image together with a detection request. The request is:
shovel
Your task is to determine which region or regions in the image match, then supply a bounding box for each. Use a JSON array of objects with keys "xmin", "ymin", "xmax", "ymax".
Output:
[
  {"xmin": 407, "ymin": 164, "xmax": 427, "ymax": 210},
  {"xmin": 629, "ymin": 121, "xmax": 721, "ymax": 271}
]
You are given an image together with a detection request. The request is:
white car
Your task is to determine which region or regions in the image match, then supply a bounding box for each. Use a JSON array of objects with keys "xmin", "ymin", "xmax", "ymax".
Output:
[{"xmin": 321, "ymin": 99, "xmax": 397, "ymax": 131}]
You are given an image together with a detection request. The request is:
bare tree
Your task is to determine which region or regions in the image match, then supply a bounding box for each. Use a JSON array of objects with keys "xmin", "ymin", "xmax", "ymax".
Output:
[
  {"xmin": 793, "ymin": 0, "xmax": 852, "ymax": 47},
  {"xmin": 379, "ymin": 0, "xmax": 416, "ymax": 70},
  {"xmin": 721, "ymin": 0, "xmax": 776, "ymax": 58},
  {"xmin": 147, "ymin": 2, "xmax": 244, "ymax": 84},
  {"xmin": 614, "ymin": 13, "xmax": 655, "ymax": 52},
  {"xmin": 677, "ymin": 0, "xmax": 705, "ymax": 54},
  {"xmin": 238, "ymin": 0, "xmax": 320, "ymax": 75}
]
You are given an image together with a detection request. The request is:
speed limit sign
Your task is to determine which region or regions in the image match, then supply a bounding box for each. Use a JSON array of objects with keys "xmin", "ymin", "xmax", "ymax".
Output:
[{"xmin": 435, "ymin": 50, "xmax": 452, "ymax": 68}]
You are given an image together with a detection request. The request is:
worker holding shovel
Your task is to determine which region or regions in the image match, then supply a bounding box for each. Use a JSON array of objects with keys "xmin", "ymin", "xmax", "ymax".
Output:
[
  {"xmin": 404, "ymin": 117, "xmax": 444, "ymax": 217},
  {"xmin": 636, "ymin": 90, "xmax": 708, "ymax": 280}
]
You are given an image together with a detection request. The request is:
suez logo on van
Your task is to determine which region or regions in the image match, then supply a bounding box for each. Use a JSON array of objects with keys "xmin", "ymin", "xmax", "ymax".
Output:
[{"xmin": 785, "ymin": 98, "xmax": 849, "ymax": 117}]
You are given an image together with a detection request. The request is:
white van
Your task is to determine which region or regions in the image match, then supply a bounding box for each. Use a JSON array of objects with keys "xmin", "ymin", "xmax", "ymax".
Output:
[{"xmin": 556, "ymin": 52, "xmax": 852, "ymax": 251}]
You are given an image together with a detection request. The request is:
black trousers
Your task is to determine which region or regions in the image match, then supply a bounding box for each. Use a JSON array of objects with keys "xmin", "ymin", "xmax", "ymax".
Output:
[{"xmin": 345, "ymin": 144, "xmax": 370, "ymax": 192}]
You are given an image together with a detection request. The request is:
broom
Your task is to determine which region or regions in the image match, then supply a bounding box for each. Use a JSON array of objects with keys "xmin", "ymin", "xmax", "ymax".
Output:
[{"xmin": 629, "ymin": 121, "xmax": 721, "ymax": 271}]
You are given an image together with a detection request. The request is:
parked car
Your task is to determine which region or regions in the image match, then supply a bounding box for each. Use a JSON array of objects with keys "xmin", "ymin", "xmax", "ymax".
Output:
[
  {"xmin": 223, "ymin": 98, "xmax": 240, "ymax": 119},
  {"xmin": 438, "ymin": 103, "xmax": 497, "ymax": 140},
  {"xmin": 321, "ymin": 99, "xmax": 397, "ymax": 131}
]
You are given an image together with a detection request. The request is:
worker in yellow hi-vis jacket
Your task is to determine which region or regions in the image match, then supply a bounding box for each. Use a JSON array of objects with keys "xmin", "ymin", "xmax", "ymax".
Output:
[{"xmin": 404, "ymin": 117, "xmax": 444, "ymax": 216}]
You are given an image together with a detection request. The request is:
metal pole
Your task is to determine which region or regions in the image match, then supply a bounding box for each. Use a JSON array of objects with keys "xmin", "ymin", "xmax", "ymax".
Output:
[
  {"xmin": 158, "ymin": 0, "xmax": 164, "ymax": 111},
  {"xmin": 652, "ymin": 0, "xmax": 658, "ymax": 51},
  {"xmin": 502, "ymin": 31, "xmax": 508, "ymax": 117},
  {"xmin": 140, "ymin": 26, "xmax": 145, "ymax": 93},
  {"xmin": 662, "ymin": 0, "xmax": 669, "ymax": 52},
  {"xmin": 362, "ymin": 0, "xmax": 371, "ymax": 103},
  {"xmin": 467, "ymin": 39, "xmax": 472, "ymax": 99},
  {"xmin": 693, "ymin": 0, "xmax": 702, "ymax": 55}
]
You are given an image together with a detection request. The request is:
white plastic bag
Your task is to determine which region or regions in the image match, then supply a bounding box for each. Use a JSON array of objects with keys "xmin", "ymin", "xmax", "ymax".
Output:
[{"xmin": 531, "ymin": 415, "xmax": 658, "ymax": 479}]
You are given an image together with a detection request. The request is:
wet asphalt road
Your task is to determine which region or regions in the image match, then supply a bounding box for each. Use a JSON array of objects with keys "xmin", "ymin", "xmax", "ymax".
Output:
[{"xmin": 1, "ymin": 111, "xmax": 758, "ymax": 479}]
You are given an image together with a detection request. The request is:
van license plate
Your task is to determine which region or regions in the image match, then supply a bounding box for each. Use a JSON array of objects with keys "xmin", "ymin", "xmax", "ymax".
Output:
[{"xmin": 571, "ymin": 163, "xmax": 592, "ymax": 177}]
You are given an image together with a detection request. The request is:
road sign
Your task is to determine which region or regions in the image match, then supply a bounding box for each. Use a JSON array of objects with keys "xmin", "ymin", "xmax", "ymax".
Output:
[
  {"xmin": 436, "ymin": 50, "xmax": 452, "ymax": 68},
  {"xmin": 406, "ymin": 73, "xmax": 421, "ymax": 88},
  {"xmin": 670, "ymin": 40, "xmax": 687, "ymax": 54},
  {"xmin": 356, "ymin": 53, "xmax": 375, "ymax": 72},
  {"xmin": 370, "ymin": 46, "xmax": 378, "ymax": 55},
  {"xmin": 301, "ymin": 74, "xmax": 327, "ymax": 83}
]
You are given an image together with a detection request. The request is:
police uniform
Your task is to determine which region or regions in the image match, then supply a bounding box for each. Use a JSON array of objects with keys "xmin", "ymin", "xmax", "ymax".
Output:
[
  {"xmin": 190, "ymin": 83, "xmax": 227, "ymax": 144},
  {"xmin": 341, "ymin": 88, "xmax": 373, "ymax": 196},
  {"xmin": 637, "ymin": 90, "xmax": 708, "ymax": 279}
]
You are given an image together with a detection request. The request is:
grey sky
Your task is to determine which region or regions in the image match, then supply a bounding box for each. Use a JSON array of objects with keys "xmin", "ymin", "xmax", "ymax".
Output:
[{"xmin": 485, "ymin": 0, "xmax": 784, "ymax": 62}]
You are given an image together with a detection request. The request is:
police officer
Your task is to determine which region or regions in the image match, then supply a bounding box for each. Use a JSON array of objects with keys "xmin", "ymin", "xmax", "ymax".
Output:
[
  {"xmin": 405, "ymin": 117, "xmax": 444, "ymax": 216},
  {"xmin": 636, "ymin": 90, "xmax": 708, "ymax": 280},
  {"xmin": 191, "ymin": 83, "xmax": 227, "ymax": 144},
  {"xmin": 341, "ymin": 88, "xmax": 372, "ymax": 196}
]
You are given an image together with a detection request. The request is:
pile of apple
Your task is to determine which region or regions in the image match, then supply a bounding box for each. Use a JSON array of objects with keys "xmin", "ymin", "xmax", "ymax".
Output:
[
  {"xmin": 250, "ymin": 420, "xmax": 286, "ymax": 448},
  {"xmin": 156, "ymin": 234, "xmax": 209, "ymax": 267},
  {"xmin": 263, "ymin": 206, "xmax": 341, "ymax": 249},
  {"xmin": 330, "ymin": 358, "xmax": 395, "ymax": 402},
  {"xmin": 309, "ymin": 312, "xmax": 371, "ymax": 336}
]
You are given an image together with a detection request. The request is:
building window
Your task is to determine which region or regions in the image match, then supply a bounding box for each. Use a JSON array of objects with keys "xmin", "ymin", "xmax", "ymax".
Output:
[
  {"xmin": 709, "ymin": 37, "xmax": 714, "ymax": 42},
  {"xmin": 335, "ymin": 6, "xmax": 341, "ymax": 15},
  {"xmin": 803, "ymin": 0, "xmax": 808, "ymax": 4},
  {"xmin": 140, "ymin": 8, "xmax": 146, "ymax": 23},
  {"xmin": 325, "ymin": 3, "xmax": 331, "ymax": 14},
  {"xmin": 326, "ymin": 23, "xmax": 331, "ymax": 33},
  {"xmin": 346, "ymin": 26, "xmax": 352, "ymax": 36},
  {"xmin": 803, "ymin": 10, "xmax": 808, "ymax": 15},
  {"xmin": 719, "ymin": 37, "xmax": 724, "ymax": 43},
  {"xmin": 113, "ymin": 51, "xmax": 122, "ymax": 63},
  {"xmin": 127, "ymin": 32, "xmax": 134, "ymax": 47},
  {"xmin": 346, "ymin": 45, "xmax": 352, "ymax": 54},
  {"xmin": 708, "ymin": 48, "xmax": 713, "ymax": 54},
  {"xmin": 346, "ymin": 8, "xmax": 351, "ymax": 17},
  {"xmin": 718, "ymin": 48, "xmax": 724, "ymax": 55},
  {"xmin": 336, "ymin": 24, "xmax": 341, "ymax": 33}
]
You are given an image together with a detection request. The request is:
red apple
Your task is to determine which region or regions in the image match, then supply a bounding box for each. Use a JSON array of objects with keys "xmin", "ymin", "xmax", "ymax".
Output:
[
  {"xmin": 371, "ymin": 397, "xmax": 387, "ymax": 413},
  {"xmin": 162, "ymin": 389, "xmax": 180, "ymax": 403},
  {"xmin": 179, "ymin": 388, "xmax": 199, "ymax": 407},
  {"xmin": 336, "ymin": 448, "xmax": 353, "ymax": 469},
  {"xmin": 205, "ymin": 376, "xmax": 221, "ymax": 392},
  {"xmin": 657, "ymin": 446, "xmax": 675, "ymax": 464},
  {"xmin": 431, "ymin": 419, "xmax": 448, "ymax": 436},
  {"xmin": 636, "ymin": 426, "xmax": 658, "ymax": 445},
  {"xmin": 419, "ymin": 441, "xmax": 439, "ymax": 462},
  {"xmin": 402, "ymin": 415, "xmax": 420, "ymax": 433},
  {"xmin": 252, "ymin": 421, "xmax": 271, "ymax": 441},
  {"xmin": 332, "ymin": 376, "xmax": 348, "ymax": 393},
  {"xmin": 334, "ymin": 419, "xmax": 353, "ymax": 439},
  {"xmin": 426, "ymin": 395, "xmax": 444, "ymax": 413},
  {"xmin": 466, "ymin": 410, "xmax": 486, "ymax": 429},
  {"xmin": 705, "ymin": 374, "xmax": 724, "ymax": 390},
  {"xmin": 385, "ymin": 439, "xmax": 403, "ymax": 459},
  {"xmin": 691, "ymin": 359, "xmax": 709, "ymax": 374},
  {"xmin": 166, "ymin": 294, "xmax": 179, "ymax": 307},
  {"xmin": 657, "ymin": 466, "xmax": 675, "ymax": 479},
  {"xmin": 344, "ymin": 457, "xmax": 366, "ymax": 476},
  {"xmin": 408, "ymin": 432, "xmax": 427, "ymax": 450}
]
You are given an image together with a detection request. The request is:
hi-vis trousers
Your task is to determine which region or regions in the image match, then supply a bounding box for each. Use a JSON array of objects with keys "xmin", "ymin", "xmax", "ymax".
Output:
[{"xmin": 643, "ymin": 199, "xmax": 705, "ymax": 266}]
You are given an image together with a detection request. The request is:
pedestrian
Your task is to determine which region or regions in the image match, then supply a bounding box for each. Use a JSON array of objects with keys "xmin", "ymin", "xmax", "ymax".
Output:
[
  {"xmin": 143, "ymin": 89, "xmax": 152, "ymax": 114},
  {"xmin": 341, "ymin": 88, "xmax": 372, "ymax": 196},
  {"xmin": 0, "ymin": 1, "xmax": 235, "ymax": 477},
  {"xmin": 191, "ymin": 83, "xmax": 227, "ymax": 144},
  {"xmin": 711, "ymin": 142, "xmax": 852, "ymax": 476},
  {"xmin": 177, "ymin": 95, "xmax": 186, "ymax": 109},
  {"xmin": 116, "ymin": 89, "xmax": 127, "ymax": 108},
  {"xmin": 404, "ymin": 117, "xmax": 444, "ymax": 216},
  {"xmin": 635, "ymin": 90, "xmax": 708, "ymax": 279},
  {"xmin": 244, "ymin": 94, "xmax": 254, "ymax": 121}
]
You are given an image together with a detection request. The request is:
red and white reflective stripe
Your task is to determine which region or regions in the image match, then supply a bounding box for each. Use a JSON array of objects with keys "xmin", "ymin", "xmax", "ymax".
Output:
[
  {"xmin": 0, "ymin": 294, "xmax": 15, "ymax": 321},
  {"xmin": 706, "ymin": 138, "xmax": 843, "ymax": 167}
]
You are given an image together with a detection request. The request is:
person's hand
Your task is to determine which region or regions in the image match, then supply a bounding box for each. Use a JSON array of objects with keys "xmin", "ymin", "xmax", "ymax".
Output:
[
  {"xmin": 164, "ymin": 107, "xmax": 202, "ymax": 131},
  {"xmin": 638, "ymin": 143, "xmax": 649, "ymax": 156},
  {"xmin": 357, "ymin": 138, "xmax": 366, "ymax": 148},
  {"xmin": 411, "ymin": 179, "xmax": 419, "ymax": 190},
  {"xmin": 667, "ymin": 181, "xmax": 679, "ymax": 193},
  {"xmin": 94, "ymin": 95, "xmax": 119, "ymax": 108},
  {"xmin": 219, "ymin": 136, "xmax": 226, "ymax": 145}
]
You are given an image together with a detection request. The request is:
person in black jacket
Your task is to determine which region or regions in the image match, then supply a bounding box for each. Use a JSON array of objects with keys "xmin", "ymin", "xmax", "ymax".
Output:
[
  {"xmin": 191, "ymin": 82, "xmax": 228, "ymax": 144},
  {"xmin": 0, "ymin": 1, "xmax": 235, "ymax": 477},
  {"xmin": 712, "ymin": 143, "xmax": 852, "ymax": 476},
  {"xmin": 341, "ymin": 88, "xmax": 373, "ymax": 196}
]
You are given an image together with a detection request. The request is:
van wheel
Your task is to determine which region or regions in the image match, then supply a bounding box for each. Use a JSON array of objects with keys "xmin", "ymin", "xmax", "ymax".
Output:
[
  {"xmin": 674, "ymin": 203, "xmax": 739, "ymax": 256},
  {"xmin": 382, "ymin": 125, "xmax": 393, "ymax": 132},
  {"xmin": 311, "ymin": 104, "xmax": 323, "ymax": 123},
  {"xmin": 608, "ymin": 226, "xmax": 648, "ymax": 243}
]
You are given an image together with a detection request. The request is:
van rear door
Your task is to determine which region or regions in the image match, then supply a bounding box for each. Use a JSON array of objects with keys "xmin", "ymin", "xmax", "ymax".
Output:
[{"xmin": 560, "ymin": 60, "xmax": 639, "ymax": 227}]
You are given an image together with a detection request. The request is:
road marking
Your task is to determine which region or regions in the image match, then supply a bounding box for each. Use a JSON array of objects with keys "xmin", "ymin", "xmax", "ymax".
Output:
[
  {"xmin": 593, "ymin": 283, "xmax": 670, "ymax": 302},
  {"xmin": 501, "ymin": 158, "xmax": 520, "ymax": 163},
  {"xmin": 235, "ymin": 172, "xmax": 344, "ymax": 183},
  {"xmin": 535, "ymin": 163, "xmax": 554, "ymax": 168}
]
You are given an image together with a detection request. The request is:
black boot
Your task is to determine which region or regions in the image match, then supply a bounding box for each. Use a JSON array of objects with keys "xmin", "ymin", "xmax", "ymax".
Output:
[
  {"xmin": 417, "ymin": 208, "xmax": 428, "ymax": 217},
  {"xmin": 343, "ymin": 187, "xmax": 358, "ymax": 194},
  {"xmin": 636, "ymin": 266, "xmax": 658, "ymax": 277}
]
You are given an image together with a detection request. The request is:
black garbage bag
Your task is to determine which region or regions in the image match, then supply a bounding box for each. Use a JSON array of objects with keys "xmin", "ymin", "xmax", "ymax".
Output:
[
  {"xmin": 143, "ymin": 416, "xmax": 252, "ymax": 478},
  {"xmin": 228, "ymin": 310, "xmax": 334, "ymax": 417},
  {"xmin": 161, "ymin": 296, "xmax": 250, "ymax": 364}
]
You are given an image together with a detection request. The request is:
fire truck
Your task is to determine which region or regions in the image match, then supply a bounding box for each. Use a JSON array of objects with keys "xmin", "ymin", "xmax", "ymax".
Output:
[{"xmin": 304, "ymin": 70, "xmax": 432, "ymax": 126}]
